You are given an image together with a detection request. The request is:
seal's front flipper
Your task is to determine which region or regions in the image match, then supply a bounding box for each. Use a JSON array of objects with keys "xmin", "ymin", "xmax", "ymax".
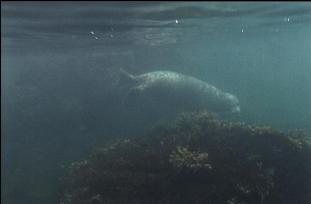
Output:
[{"xmin": 118, "ymin": 69, "xmax": 139, "ymax": 88}]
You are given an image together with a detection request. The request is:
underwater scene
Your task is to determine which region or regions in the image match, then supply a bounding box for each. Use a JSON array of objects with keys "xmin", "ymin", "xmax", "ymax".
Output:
[{"xmin": 1, "ymin": 2, "xmax": 311, "ymax": 204}]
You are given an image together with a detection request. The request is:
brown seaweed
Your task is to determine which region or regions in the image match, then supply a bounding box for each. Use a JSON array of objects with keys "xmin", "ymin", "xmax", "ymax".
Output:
[{"xmin": 59, "ymin": 111, "xmax": 311, "ymax": 204}]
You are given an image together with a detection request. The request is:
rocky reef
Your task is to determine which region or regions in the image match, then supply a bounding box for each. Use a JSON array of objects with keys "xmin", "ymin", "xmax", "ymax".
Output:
[{"xmin": 59, "ymin": 111, "xmax": 311, "ymax": 204}]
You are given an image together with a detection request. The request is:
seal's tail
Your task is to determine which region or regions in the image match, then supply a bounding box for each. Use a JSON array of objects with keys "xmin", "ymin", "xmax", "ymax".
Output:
[{"xmin": 118, "ymin": 68, "xmax": 138, "ymax": 87}]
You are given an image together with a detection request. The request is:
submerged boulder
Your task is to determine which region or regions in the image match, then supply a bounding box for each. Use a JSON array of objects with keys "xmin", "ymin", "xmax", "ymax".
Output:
[{"xmin": 59, "ymin": 111, "xmax": 311, "ymax": 204}]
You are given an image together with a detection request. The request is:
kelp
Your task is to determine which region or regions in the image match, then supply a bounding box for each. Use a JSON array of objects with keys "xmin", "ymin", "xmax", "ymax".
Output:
[{"xmin": 59, "ymin": 111, "xmax": 311, "ymax": 204}]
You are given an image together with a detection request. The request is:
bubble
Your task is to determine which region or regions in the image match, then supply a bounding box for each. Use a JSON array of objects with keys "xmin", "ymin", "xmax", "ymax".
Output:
[{"xmin": 283, "ymin": 17, "xmax": 290, "ymax": 22}]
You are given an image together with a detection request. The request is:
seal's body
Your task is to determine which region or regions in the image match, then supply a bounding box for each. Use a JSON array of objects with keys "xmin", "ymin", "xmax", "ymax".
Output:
[{"xmin": 119, "ymin": 69, "xmax": 240, "ymax": 114}]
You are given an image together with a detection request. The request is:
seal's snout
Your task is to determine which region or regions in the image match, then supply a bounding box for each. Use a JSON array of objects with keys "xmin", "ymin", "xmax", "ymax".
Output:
[
  {"xmin": 225, "ymin": 93, "xmax": 240, "ymax": 114},
  {"xmin": 232, "ymin": 106, "xmax": 241, "ymax": 113}
]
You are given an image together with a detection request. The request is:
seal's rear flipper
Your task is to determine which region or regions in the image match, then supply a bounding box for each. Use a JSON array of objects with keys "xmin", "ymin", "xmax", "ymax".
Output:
[
  {"xmin": 118, "ymin": 68, "xmax": 138, "ymax": 87},
  {"xmin": 118, "ymin": 69, "xmax": 140, "ymax": 107}
]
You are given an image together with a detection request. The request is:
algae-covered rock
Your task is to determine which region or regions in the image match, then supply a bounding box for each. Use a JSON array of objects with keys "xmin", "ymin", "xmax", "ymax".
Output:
[{"xmin": 59, "ymin": 111, "xmax": 311, "ymax": 204}]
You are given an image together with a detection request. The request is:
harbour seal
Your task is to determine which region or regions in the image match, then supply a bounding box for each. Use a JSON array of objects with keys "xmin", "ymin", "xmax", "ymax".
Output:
[{"xmin": 119, "ymin": 69, "xmax": 240, "ymax": 114}]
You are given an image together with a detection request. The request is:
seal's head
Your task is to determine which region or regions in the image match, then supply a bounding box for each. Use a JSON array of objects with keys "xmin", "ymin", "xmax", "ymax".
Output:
[{"xmin": 224, "ymin": 93, "xmax": 240, "ymax": 113}]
